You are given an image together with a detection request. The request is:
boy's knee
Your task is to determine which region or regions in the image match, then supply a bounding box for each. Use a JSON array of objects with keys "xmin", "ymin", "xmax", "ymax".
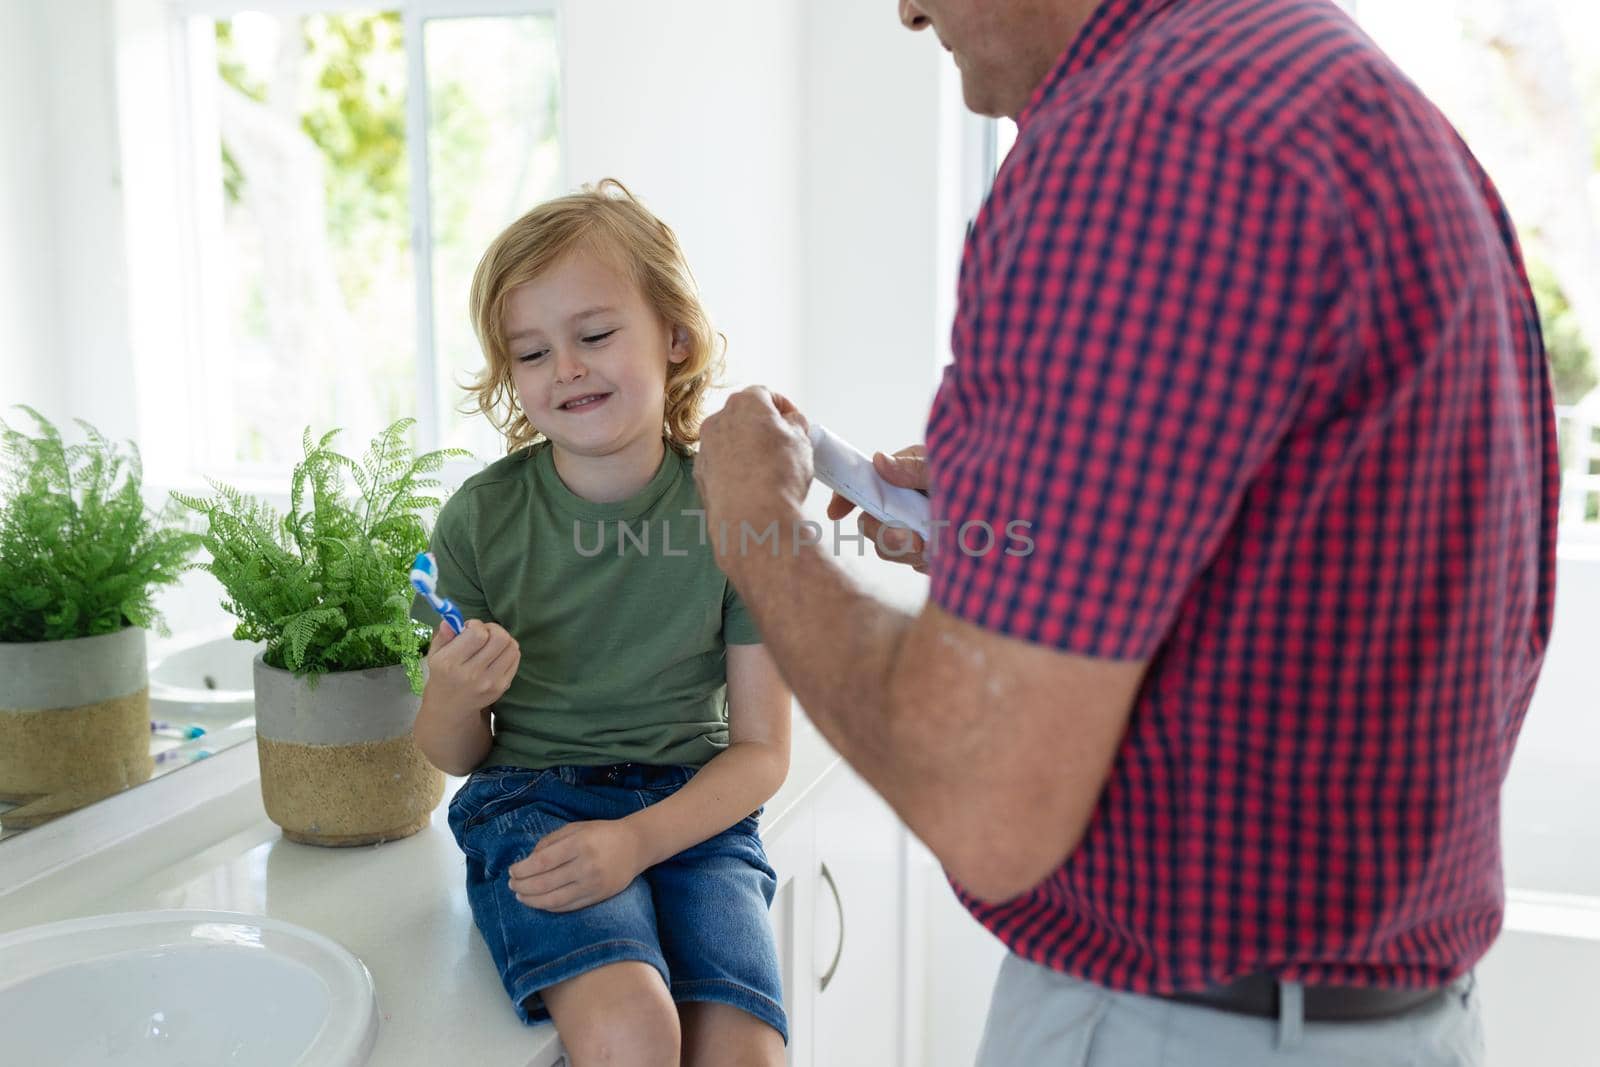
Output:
[
  {"xmin": 564, "ymin": 1008, "xmax": 680, "ymax": 1067},
  {"xmin": 552, "ymin": 970, "xmax": 680, "ymax": 1067},
  {"xmin": 679, "ymin": 1003, "xmax": 784, "ymax": 1067}
]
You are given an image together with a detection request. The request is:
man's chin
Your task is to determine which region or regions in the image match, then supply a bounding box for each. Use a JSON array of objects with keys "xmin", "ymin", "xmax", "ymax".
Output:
[{"xmin": 959, "ymin": 73, "xmax": 1011, "ymax": 119}]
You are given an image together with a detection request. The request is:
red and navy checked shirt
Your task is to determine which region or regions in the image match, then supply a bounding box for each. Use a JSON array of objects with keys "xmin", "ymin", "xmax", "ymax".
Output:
[{"xmin": 925, "ymin": 0, "xmax": 1560, "ymax": 992}]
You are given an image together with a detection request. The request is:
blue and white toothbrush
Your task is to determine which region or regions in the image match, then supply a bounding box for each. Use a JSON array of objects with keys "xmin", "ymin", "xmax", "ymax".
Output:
[
  {"xmin": 150, "ymin": 721, "xmax": 207, "ymax": 740},
  {"xmin": 410, "ymin": 551, "xmax": 465, "ymax": 635}
]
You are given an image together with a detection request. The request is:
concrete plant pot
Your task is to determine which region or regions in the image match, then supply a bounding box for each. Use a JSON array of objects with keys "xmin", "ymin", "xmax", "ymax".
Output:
[
  {"xmin": 252, "ymin": 654, "xmax": 443, "ymax": 847},
  {"xmin": 0, "ymin": 628, "xmax": 153, "ymax": 828}
]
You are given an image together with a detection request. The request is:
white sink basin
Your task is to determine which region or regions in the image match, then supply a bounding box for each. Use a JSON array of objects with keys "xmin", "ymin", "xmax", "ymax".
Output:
[
  {"xmin": 0, "ymin": 910, "xmax": 377, "ymax": 1065},
  {"xmin": 149, "ymin": 633, "xmax": 262, "ymax": 724}
]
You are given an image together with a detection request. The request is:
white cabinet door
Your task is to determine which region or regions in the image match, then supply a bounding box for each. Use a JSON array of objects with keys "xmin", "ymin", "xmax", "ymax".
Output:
[
  {"xmin": 812, "ymin": 765, "xmax": 905, "ymax": 1067},
  {"xmin": 764, "ymin": 804, "xmax": 817, "ymax": 1067},
  {"xmin": 911, "ymin": 837, "xmax": 1006, "ymax": 1067}
]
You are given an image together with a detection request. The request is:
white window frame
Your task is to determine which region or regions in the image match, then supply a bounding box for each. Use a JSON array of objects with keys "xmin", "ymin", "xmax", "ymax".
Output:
[
  {"xmin": 1557, "ymin": 405, "xmax": 1600, "ymax": 550},
  {"xmin": 933, "ymin": 61, "xmax": 995, "ymax": 375},
  {"xmin": 118, "ymin": 0, "xmax": 563, "ymax": 493}
]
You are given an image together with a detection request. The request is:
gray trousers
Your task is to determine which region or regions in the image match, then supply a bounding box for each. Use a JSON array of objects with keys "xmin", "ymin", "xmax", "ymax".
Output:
[{"xmin": 976, "ymin": 953, "xmax": 1485, "ymax": 1066}]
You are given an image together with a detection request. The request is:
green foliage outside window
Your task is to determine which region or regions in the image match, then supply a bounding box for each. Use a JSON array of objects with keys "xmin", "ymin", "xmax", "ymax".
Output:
[
  {"xmin": 174, "ymin": 419, "xmax": 466, "ymax": 691},
  {"xmin": 1529, "ymin": 259, "xmax": 1599, "ymax": 407},
  {"xmin": 215, "ymin": 13, "xmax": 409, "ymax": 306},
  {"xmin": 0, "ymin": 408, "xmax": 200, "ymax": 643}
]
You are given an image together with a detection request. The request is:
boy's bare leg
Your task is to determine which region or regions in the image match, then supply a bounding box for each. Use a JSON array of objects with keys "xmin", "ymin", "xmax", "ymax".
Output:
[
  {"xmin": 678, "ymin": 1002, "xmax": 784, "ymax": 1067},
  {"xmin": 540, "ymin": 961, "xmax": 680, "ymax": 1067}
]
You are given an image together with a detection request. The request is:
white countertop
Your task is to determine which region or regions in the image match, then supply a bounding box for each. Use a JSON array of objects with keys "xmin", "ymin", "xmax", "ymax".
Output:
[{"xmin": 0, "ymin": 716, "xmax": 841, "ymax": 1066}]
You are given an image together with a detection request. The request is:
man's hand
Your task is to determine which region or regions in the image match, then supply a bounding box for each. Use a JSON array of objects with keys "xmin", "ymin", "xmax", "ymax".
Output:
[
  {"xmin": 694, "ymin": 386, "xmax": 813, "ymax": 576},
  {"xmin": 423, "ymin": 619, "xmax": 519, "ymax": 716},
  {"xmin": 507, "ymin": 819, "xmax": 647, "ymax": 912},
  {"xmin": 826, "ymin": 444, "xmax": 931, "ymax": 574}
]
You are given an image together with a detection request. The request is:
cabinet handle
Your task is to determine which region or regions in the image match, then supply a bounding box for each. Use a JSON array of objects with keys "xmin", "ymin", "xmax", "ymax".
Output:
[{"xmin": 818, "ymin": 860, "xmax": 844, "ymax": 993}]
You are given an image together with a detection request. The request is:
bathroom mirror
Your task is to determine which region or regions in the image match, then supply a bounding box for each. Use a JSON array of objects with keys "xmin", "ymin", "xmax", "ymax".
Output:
[
  {"xmin": 0, "ymin": 625, "xmax": 263, "ymax": 842},
  {"xmin": 0, "ymin": 0, "xmax": 556, "ymax": 841}
]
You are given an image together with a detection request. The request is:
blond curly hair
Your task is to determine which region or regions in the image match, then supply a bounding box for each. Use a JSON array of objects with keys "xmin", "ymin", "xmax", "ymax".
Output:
[{"xmin": 465, "ymin": 179, "xmax": 725, "ymax": 454}]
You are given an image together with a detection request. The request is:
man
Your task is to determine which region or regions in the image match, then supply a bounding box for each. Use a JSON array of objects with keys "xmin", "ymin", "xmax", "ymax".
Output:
[{"xmin": 693, "ymin": 0, "xmax": 1559, "ymax": 1062}]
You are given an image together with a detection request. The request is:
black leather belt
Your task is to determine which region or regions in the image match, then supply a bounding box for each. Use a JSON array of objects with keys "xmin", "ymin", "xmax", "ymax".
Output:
[{"xmin": 1164, "ymin": 973, "xmax": 1445, "ymax": 1022}]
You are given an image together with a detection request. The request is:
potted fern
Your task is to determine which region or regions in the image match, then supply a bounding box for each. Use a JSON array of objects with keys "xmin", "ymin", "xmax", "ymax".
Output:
[
  {"xmin": 0, "ymin": 408, "xmax": 200, "ymax": 828},
  {"xmin": 177, "ymin": 419, "xmax": 465, "ymax": 847}
]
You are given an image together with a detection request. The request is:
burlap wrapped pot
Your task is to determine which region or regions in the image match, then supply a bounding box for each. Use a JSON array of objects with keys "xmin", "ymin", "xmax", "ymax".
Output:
[
  {"xmin": 252, "ymin": 653, "xmax": 442, "ymax": 847},
  {"xmin": 0, "ymin": 628, "xmax": 153, "ymax": 829}
]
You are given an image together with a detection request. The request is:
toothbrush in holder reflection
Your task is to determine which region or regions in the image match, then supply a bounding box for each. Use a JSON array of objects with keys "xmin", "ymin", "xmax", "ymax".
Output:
[
  {"xmin": 150, "ymin": 721, "xmax": 207, "ymax": 740},
  {"xmin": 154, "ymin": 746, "xmax": 213, "ymax": 766},
  {"xmin": 410, "ymin": 551, "xmax": 465, "ymax": 635}
]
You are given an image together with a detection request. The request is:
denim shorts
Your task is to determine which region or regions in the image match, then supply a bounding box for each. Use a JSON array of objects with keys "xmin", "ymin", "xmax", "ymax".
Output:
[{"xmin": 446, "ymin": 763, "xmax": 788, "ymax": 1043}]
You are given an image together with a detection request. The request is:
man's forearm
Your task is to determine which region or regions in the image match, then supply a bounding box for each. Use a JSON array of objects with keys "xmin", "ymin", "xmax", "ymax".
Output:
[
  {"xmin": 722, "ymin": 528, "xmax": 930, "ymax": 818},
  {"xmin": 728, "ymin": 538, "xmax": 1106, "ymax": 900}
]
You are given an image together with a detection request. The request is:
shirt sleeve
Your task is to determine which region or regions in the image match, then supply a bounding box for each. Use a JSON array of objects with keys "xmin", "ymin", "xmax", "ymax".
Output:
[
  {"xmin": 722, "ymin": 580, "xmax": 763, "ymax": 646},
  {"xmin": 428, "ymin": 489, "xmax": 492, "ymax": 623},
  {"xmin": 927, "ymin": 98, "xmax": 1332, "ymax": 661}
]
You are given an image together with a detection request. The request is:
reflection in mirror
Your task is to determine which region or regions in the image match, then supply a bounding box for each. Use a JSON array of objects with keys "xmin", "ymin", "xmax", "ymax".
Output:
[
  {"xmin": 0, "ymin": 630, "xmax": 262, "ymax": 842},
  {"xmin": 0, "ymin": 410, "xmax": 203, "ymax": 839},
  {"xmin": 0, "ymin": 0, "xmax": 561, "ymax": 842}
]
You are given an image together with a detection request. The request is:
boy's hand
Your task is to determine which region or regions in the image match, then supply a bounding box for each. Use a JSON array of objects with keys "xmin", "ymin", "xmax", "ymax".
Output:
[
  {"xmin": 424, "ymin": 619, "xmax": 519, "ymax": 716},
  {"xmin": 826, "ymin": 444, "xmax": 931, "ymax": 574},
  {"xmin": 507, "ymin": 819, "xmax": 646, "ymax": 912}
]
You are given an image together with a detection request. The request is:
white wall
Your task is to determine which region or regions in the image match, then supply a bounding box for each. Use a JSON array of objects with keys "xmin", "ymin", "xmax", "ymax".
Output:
[
  {"xmin": 0, "ymin": 0, "xmax": 134, "ymax": 437},
  {"xmin": 565, "ymin": 0, "xmax": 956, "ymax": 445},
  {"xmin": 1502, "ymin": 554, "xmax": 1600, "ymax": 897},
  {"xmin": 793, "ymin": 0, "xmax": 953, "ymax": 613},
  {"xmin": 1515, "ymin": 554, "xmax": 1600, "ymax": 759},
  {"xmin": 1490, "ymin": 557, "xmax": 1600, "ymax": 1061},
  {"xmin": 0, "ymin": 1, "xmax": 66, "ymax": 424},
  {"xmin": 562, "ymin": 0, "xmax": 805, "ymax": 404},
  {"xmin": 43, "ymin": 0, "xmax": 137, "ymax": 441},
  {"xmin": 799, "ymin": 0, "xmax": 947, "ymax": 451}
]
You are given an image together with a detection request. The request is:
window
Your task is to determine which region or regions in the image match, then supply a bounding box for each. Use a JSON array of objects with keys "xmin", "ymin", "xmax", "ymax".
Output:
[
  {"xmin": 936, "ymin": 113, "xmax": 1017, "ymax": 374},
  {"xmin": 993, "ymin": 116, "xmax": 1016, "ymax": 175},
  {"xmin": 119, "ymin": 0, "xmax": 562, "ymax": 482}
]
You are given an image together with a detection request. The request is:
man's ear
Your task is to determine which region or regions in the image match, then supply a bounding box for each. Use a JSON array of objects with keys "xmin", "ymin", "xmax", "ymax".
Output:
[{"xmin": 668, "ymin": 324, "xmax": 692, "ymax": 364}]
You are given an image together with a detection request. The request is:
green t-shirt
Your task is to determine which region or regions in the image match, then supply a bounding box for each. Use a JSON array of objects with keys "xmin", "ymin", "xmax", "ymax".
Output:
[{"xmin": 429, "ymin": 440, "xmax": 761, "ymax": 771}]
